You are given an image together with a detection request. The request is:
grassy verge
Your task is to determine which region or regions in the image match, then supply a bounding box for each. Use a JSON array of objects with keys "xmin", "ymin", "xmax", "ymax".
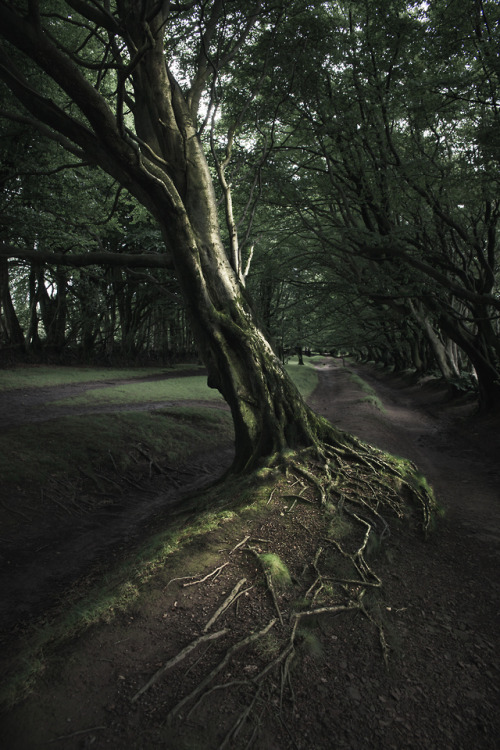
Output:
[
  {"xmin": 285, "ymin": 357, "xmax": 318, "ymax": 398},
  {"xmin": 51, "ymin": 375, "xmax": 223, "ymax": 406},
  {"xmin": 0, "ymin": 407, "xmax": 233, "ymax": 491},
  {"xmin": 0, "ymin": 364, "xmax": 205, "ymax": 392},
  {"xmin": 0, "ymin": 360, "xmax": 315, "ymax": 496},
  {"xmin": 347, "ymin": 371, "xmax": 386, "ymax": 412}
]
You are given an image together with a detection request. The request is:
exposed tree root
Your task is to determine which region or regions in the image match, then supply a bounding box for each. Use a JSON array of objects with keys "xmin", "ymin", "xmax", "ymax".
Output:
[
  {"xmin": 203, "ymin": 578, "xmax": 253, "ymax": 632},
  {"xmin": 131, "ymin": 628, "xmax": 229, "ymax": 703},
  {"xmin": 167, "ymin": 562, "xmax": 230, "ymax": 589},
  {"xmin": 165, "ymin": 618, "xmax": 277, "ymax": 723},
  {"xmin": 130, "ymin": 440, "xmax": 439, "ymax": 747}
]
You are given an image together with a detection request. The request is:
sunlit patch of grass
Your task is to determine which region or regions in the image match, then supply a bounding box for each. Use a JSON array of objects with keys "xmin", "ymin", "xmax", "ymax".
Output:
[
  {"xmin": 51, "ymin": 375, "xmax": 223, "ymax": 406},
  {"xmin": 307, "ymin": 354, "xmax": 329, "ymax": 363},
  {"xmin": 285, "ymin": 358, "xmax": 318, "ymax": 397},
  {"xmin": 0, "ymin": 365, "xmax": 201, "ymax": 392}
]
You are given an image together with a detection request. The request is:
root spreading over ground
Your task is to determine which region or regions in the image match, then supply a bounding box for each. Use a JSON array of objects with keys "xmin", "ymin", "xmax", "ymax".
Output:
[{"xmin": 120, "ymin": 444, "xmax": 438, "ymax": 749}]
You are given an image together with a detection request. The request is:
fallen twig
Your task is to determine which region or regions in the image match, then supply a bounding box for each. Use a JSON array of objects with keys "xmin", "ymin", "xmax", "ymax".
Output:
[
  {"xmin": 229, "ymin": 535, "xmax": 250, "ymax": 555},
  {"xmin": 167, "ymin": 562, "xmax": 230, "ymax": 589}
]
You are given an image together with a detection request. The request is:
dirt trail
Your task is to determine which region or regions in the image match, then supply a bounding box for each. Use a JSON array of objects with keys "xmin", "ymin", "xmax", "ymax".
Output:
[
  {"xmin": 311, "ymin": 360, "xmax": 500, "ymax": 551},
  {"xmin": 1, "ymin": 360, "xmax": 499, "ymax": 750}
]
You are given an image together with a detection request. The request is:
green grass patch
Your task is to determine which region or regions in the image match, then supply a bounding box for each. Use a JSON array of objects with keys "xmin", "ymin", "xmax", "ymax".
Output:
[
  {"xmin": 348, "ymin": 372, "xmax": 386, "ymax": 412},
  {"xmin": 258, "ymin": 552, "xmax": 292, "ymax": 590},
  {"xmin": 0, "ymin": 407, "xmax": 233, "ymax": 490},
  {"xmin": 285, "ymin": 358, "xmax": 318, "ymax": 397},
  {"xmin": 51, "ymin": 375, "xmax": 224, "ymax": 407},
  {"xmin": 0, "ymin": 365, "xmax": 203, "ymax": 392}
]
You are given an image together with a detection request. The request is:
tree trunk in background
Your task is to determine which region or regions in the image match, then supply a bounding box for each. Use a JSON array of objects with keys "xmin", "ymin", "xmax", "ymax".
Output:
[
  {"xmin": 0, "ymin": 258, "xmax": 24, "ymax": 347},
  {"xmin": 437, "ymin": 310, "xmax": 500, "ymax": 413},
  {"xmin": 409, "ymin": 301, "xmax": 460, "ymax": 384}
]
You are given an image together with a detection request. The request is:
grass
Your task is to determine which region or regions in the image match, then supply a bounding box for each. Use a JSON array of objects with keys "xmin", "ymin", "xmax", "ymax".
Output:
[
  {"xmin": 0, "ymin": 358, "xmax": 320, "ymax": 707},
  {"xmin": 51, "ymin": 375, "xmax": 223, "ymax": 406},
  {"xmin": 0, "ymin": 364, "xmax": 204, "ymax": 392},
  {"xmin": 0, "ymin": 358, "xmax": 318, "ymax": 497},
  {"xmin": 347, "ymin": 371, "xmax": 386, "ymax": 412},
  {"xmin": 285, "ymin": 357, "xmax": 319, "ymax": 398}
]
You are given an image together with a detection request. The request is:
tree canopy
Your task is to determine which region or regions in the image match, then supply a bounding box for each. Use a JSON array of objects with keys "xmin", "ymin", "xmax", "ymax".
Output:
[{"xmin": 0, "ymin": 0, "xmax": 498, "ymax": 440}]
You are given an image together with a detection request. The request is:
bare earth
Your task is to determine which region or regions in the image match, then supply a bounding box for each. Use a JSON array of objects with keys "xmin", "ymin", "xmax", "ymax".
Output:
[{"xmin": 1, "ymin": 360, "xmax": 499, "ymax": 749}]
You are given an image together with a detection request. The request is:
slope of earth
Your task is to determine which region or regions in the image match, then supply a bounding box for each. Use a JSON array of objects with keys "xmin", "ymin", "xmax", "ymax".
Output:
[{"xmin": 1, "ymin": 359, "xmax": 499, "ymax": 749}]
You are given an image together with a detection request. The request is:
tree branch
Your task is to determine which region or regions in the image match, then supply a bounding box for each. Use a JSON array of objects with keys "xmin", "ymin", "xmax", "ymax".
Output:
[{"xmin": 0, "ymin": 244, "xmax": 174, "ymax": 270}]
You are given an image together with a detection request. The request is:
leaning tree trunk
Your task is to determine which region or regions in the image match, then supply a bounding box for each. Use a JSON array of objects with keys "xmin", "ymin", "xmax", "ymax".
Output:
[
  {"xmin": 124, "ymin": 11, "xmax": 341, "ymax": 472},
  {"xmin": 153, "ymin": 165, "xmax": 337, "ymax": 471},
  {"xmin": 0, "ymin": 2, "xmax": 345, "ymax": 472}
]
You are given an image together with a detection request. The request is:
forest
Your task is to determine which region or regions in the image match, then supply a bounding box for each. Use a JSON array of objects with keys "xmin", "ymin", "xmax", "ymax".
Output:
[
  {"xmin": 1, "ymin": 0, "xmax": 499, "ymax": 414},
  {"xmin": 0, "ymin": 2, "xmax": 499, "ymax": 749}
]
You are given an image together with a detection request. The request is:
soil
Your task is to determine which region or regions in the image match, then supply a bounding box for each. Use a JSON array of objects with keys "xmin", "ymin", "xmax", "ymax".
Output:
[{"xmin": 1, "ymin": 360, "xmax": 499, "ymax": 749}]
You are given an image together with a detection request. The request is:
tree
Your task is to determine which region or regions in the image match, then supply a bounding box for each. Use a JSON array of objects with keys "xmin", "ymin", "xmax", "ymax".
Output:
[
  {"xmin": 253, "ymin": 0, "xmax": 500, "ymax": 409},
  {"xmin": 0, "ymin": 0, "xmax": 347, "ymax": 472}
]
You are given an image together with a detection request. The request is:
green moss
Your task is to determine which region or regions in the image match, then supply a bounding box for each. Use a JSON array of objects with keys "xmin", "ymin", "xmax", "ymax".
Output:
[
  {"xmin": 0, "ymin": 474, "xmax": 276, "ymax": 710},
  {"xmin": 297, "ymin": 628, "xmax": 324, "ymax": 659},
  {"xmin": 258, "ymin": 552, "xmax": 292, "ymax": 589}
]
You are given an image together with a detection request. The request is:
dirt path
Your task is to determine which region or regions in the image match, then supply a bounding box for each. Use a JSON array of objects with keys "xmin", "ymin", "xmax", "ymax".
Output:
[
  {"xmin": 1, "ymin": 361, "xmax": 499, "ymax": 749},
  {"xmin": 311, "ymin": 360, "xmax": 500, "ymax": 555}
]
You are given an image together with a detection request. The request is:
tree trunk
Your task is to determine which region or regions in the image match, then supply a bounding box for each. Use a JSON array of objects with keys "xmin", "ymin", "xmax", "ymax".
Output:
[
  {"xmin": 437, "ymin": 310, "xmax": 500, "ymax": 413},
  {"xmin": 409, "ymin": 301, "xmax": 460, "ymax": 384},
  {"xmin": 166, "ymin": 219, "xmax": 337, "ymax": 472},
  {"xmin": 0, "ymin": 258, "xmax": 24, "ymax": 347}
]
